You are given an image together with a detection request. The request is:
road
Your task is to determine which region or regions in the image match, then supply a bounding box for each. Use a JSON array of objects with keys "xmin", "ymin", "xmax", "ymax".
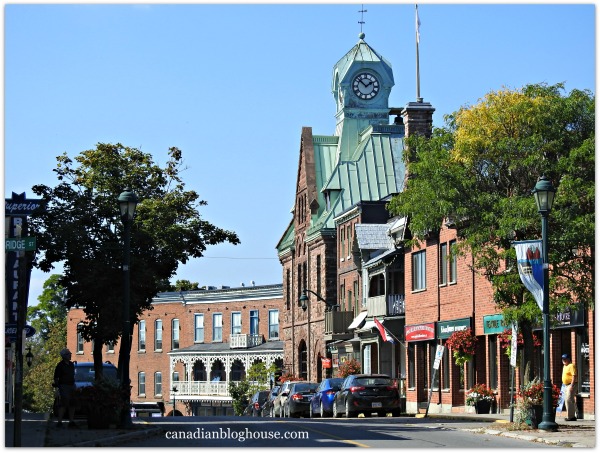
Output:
[{"xmin": 121, "ymin": 415, "xmax": 554, "ymax": 448}]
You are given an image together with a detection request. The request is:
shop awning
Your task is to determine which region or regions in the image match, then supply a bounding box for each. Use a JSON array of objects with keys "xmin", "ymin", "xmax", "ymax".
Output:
[
  {"xmin": 356, "ymin": 320, "xmax": 377, "ymax": 333},
  {"xmin": 348, "ymin": 311, "xmax": 369, "ymax": 330}
]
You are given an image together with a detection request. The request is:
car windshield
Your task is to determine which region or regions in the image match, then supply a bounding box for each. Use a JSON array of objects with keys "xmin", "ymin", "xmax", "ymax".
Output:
[
  {"xmin": 293, "ymin": 383, "xmax": 318, "ymax": 393},
  {"xmin": 75, "ymin": 366, "xmax": 118, "ymax": 383},
  {"xmin": 329, "ymin": 379, "xmax": 344, "ymax": 390},
  {"xmin": 355, "ymin": 377, "xmax": 393, "ymax": 386}
]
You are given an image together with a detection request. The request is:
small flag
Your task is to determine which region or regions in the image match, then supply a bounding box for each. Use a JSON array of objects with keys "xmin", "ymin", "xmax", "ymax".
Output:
[
  {"xmin": 374, "ymin": 318, "xmax": 396, "ymax": 344},
  {"xmin": 415, "ymin": 5, "xmax": 421, "ymax": 44}
]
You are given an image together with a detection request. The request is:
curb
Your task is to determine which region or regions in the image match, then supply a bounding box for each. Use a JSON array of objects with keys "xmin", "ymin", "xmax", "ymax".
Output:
[{"xmin": 464, "ymin": 427, "xmax": 588, "ymax": 448}]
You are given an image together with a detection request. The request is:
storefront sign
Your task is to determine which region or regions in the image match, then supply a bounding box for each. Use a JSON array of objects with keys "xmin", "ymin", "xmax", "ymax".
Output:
[
  {"xmin": 322, "ymin": 358, "xmax": 332, "ymax": 369},
  {"xmin": 405, "ymin": 323, "xmax": 435, "ymax": 342},
  {"xmin": 483, "ymin": 313, "xmax": 511, "ymax": 335},
  {"xmin": 437, "ymin": 318, "xmax": 471, "ymax": 339}
]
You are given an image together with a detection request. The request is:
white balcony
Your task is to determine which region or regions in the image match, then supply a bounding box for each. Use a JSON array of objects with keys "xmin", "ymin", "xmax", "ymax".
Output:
[
  {"xmin": 367, "ymin": 294, "xmax": 405, "ymax": 317},
  {"xmin": 172, "ymin": 381, "xmax": 230, "ymax": 397},
  {"xmin": 229, "ymin": 334, "xmax": 263, "ymax": 349}
]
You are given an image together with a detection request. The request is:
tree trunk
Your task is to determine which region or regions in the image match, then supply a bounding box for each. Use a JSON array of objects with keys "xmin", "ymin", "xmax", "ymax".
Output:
[{"xmin": 93, "ymin": 337, "xmax": 104, "ymax": 380}]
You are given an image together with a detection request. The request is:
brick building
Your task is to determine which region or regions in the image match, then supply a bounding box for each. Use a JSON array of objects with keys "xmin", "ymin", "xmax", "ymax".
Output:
[{"xmin": 67, "ymin": 284, "xmax": 284, "ymax": 416}]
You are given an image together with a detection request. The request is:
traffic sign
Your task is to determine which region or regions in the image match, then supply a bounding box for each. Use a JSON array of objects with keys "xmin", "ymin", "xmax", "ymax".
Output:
[
  {"xmin": 5, "ymin": 324, "xmax": 36, "ymax": 340},
  {"xmin": 5, "ymin": 237, "xmax": 36, "ymax": 252}
]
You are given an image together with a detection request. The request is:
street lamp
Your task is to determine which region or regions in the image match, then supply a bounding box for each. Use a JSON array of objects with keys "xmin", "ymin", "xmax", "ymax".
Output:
[
  {"xmin": 298, "ymin": 288, "xmax": 337, "ymax": 312},
  {"xmin": 118, "ymin": 188, "xmax": 138, "ymax": 429},
  {"xmin": 532, "ymin": 175, "xmax": 558, "ymax": 432},
  {"xmin": 25, "ymin": 347, "xmax": 33, "ymax": 367},
  {"xmin": 171, "ymin": 386, "xmax": 178, "ymax": 416}
]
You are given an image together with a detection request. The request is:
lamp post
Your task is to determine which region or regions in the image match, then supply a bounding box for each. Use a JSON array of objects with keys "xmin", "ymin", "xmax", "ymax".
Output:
[
  {"xmin": 25, "ymin": 347, "xmax": 33, "ymax": 367},
  {"xmin": 532, "ymin": 175, "xmax": 558, "ymax": 432},
  {"xmin": 171, "ymin": 386, "xmax": 178, "ymax": 416},
  {"xmin": 118, "ymin": 188, "xmax": 138, "ymax": 429}
]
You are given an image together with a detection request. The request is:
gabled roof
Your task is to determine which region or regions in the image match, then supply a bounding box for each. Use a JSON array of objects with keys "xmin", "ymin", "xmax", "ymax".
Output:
[{"xmin": 355, "ymin": 224, "xmax": 394, "ymax": 250}]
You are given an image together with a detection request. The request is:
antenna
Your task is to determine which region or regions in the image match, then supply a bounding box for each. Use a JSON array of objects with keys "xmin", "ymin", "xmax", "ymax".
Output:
[{"xmin": 358, "ymin": 5, "xmax": 367, "ymax": 33}]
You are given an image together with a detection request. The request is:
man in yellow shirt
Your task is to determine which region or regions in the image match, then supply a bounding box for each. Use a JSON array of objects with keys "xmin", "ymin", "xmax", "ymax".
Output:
[{"xmin": 561, "ymin": 353, "xmax": 577, "ymax": 421}]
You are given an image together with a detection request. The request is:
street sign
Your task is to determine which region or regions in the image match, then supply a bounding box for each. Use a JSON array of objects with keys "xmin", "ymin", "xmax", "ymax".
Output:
[
  {"xmin": 5, "ymin": 324, "xmax": 36, "ymax": 340},
  {"xmin": 5, "ymin": 237, "xmax": 36, "ymax": 252},
  {"xmin": 433, "ymin": 345, "xmax": 445, "ymax": 370},
  {"xmin": 510, "ymin": 322, "xmax": 518, "ymax": 367}
]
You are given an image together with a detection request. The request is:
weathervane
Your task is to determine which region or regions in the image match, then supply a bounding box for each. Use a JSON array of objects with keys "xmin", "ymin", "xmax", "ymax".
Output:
[{"xmin": 358, "ymin": 5, "xmax": 367, "ymax": 33}]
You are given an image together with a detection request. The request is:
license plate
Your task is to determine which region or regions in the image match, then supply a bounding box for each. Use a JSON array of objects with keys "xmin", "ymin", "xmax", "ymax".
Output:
[{"xmin": 372, "ymin": 402, "xmax": 382, "ymax": 408}]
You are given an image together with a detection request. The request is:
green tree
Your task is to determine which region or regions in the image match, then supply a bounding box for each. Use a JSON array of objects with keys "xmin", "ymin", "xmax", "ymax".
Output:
[
  {"xmin": 29, "ymin": 144, "xmax": 240, "ymax": 379},
  {"xmin": 27, "ymin": 274, "xmax": 67, "ymax": 341},
  {"xmin": 228, "ymin": 362, "xmax": 277, "ymax": 416},
  {"xmin": 171, "ymin": 279, "xmax": 200, "ymax": 291},
  {"xmin": 388, "ymin": 83, "xmax": 594, "ymax": 376}
]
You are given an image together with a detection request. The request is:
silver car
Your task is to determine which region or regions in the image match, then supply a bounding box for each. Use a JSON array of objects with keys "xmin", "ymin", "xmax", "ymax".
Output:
[{"xmin": 271, "ymin": 380, "xmax": 301, "ymax": 417}]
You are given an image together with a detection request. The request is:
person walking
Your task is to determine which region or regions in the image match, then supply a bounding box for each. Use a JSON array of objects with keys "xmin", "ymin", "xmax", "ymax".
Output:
[
  {"xmin": 561, "ymin": 353, "xmax": 577, "ymax": 421},
  {"xmin": 53, "ymin": 348, "xmax": 77, "ymax": 428}
]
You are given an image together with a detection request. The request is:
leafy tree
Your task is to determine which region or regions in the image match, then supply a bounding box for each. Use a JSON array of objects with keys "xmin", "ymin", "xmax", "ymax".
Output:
[
  {"xmin": 171, "ymin": 279, "xmax": 200, "ymax": 291},
  {"xmin": 29, "ymin": 143, "xmax": 240, "ymax": 379},
  {"xmin": 27, "ymin": 274, "xmax": 67, "ymax": 341},
  {"xmin": 388, "ymin": 83, "xmax": 594, "ymax": 377},
  {"xmin": 228, "ymin": 362, "xmax": 277, "ymax": 416},
  {"xmin": 23, "ymin": 319, "xmax": 67, "ymax": 412},
  {"xmin": 228, "ymin": 380, "xmax": 251, "ymax": 416}
]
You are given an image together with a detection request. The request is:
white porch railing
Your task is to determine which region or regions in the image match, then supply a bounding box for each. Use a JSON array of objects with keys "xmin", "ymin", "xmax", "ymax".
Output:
[
  {"xmin": 229, "ymin": 334, "xmax": 263, "ymax": 349},
  {"xmin": 172, "ymin": 381, "xmax": 230, "ymax": 397},
  {"xmin": 367, "ymin": 294, "xmax": 405, "ymax": 317}
]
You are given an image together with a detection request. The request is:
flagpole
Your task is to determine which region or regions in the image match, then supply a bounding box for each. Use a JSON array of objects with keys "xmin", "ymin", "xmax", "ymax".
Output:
[{"xmin": 415, "ymin": 4, "xmax": 422, "ymax": 102}]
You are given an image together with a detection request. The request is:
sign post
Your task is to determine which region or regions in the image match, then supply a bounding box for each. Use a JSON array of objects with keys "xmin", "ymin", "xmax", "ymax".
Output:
[
  {"xmin": 425, "ymin": 345, "xmax": 445, "ymax": 417},
  {"xmin": 509, "ymin": 322, "xmax": 518, "ymax": 422}
]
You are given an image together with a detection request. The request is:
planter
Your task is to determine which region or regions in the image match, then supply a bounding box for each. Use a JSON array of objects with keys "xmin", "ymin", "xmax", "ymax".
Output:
[
  {"xmin": 526, "ymin": 404, "xmax": 543, "ymax": 428},
  {"xmin": 474, "ymin": 400, "xmax": 491, "ymax": 414}
]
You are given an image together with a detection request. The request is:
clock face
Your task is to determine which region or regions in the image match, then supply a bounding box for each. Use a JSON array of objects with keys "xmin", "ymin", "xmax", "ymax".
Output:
[{"xmin": 352, "ymin": 73, "xmax": 380, "ymax": 100}]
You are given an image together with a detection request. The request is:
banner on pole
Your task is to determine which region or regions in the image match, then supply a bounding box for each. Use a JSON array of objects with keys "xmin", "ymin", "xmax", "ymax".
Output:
[{"xmin": 514, "ymin": 240, "xmax": 544, "ymax": 311}]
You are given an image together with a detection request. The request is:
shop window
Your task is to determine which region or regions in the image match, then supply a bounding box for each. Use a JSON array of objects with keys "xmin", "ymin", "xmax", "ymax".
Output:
[
  {"xmin": 489, "ymin": 336, "xmax": 498, "ymax": 389},
  {"xmin": 442, "ymin": 343, "xmax": 450, "ymax": 390},
  {"xmin": 408, "ymin": 343, "xmax": 415, "ymax": 388},
  {"xmin": 578, "ymin": 329, "xmax": 590, "ymax": 394},
  {"xmin": 363, "ymin": 344, "xmax": 372, "ymax": 374}
]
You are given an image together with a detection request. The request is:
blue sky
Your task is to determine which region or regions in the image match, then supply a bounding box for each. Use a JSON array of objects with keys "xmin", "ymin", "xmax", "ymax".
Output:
[{"xmin": 4, "ymin": 3, "xmax": 596, "ymax": 306}]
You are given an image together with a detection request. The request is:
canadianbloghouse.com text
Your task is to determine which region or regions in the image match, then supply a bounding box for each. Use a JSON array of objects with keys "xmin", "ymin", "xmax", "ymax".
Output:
[{"xmin": 165, "ymin": 427, "xmax": 310, "ymax": 443}]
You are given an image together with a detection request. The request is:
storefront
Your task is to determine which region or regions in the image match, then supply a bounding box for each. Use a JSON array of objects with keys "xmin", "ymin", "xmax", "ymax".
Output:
[{"xmin": 404, "ymin": 322, "xmax": 435, "ymax": 413}]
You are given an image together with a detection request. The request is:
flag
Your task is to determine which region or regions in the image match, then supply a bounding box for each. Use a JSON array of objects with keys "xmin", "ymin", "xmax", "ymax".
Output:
[
  {"xmin": 514, "ymin": 240, "xmax": 544, "ymax": 312},
  {"xmin": 374, "ymin": 318, "xmax": 395, "ymax": 344},
  {"xmin": 415, "ymin": 5, "xmax": 421, "ymax": 44}
]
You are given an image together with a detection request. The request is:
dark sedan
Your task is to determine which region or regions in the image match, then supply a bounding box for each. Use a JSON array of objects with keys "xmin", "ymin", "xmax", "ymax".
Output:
[
  {"xmin": 244, "ymin": 390, "xmax": 270, "ymax": 417},
  {"xmin": 333, "ymin": 374, "xmax": 400, "ymax": 418},
  {"xmin": 284, "ymin": 382, "xmax": 318, "ymax": 418},
  {"xmin": 309, "ymin": 377, "xmax": 344, "ymax": 417}
]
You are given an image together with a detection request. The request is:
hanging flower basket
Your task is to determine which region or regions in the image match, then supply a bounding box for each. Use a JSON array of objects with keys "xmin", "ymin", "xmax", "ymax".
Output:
[
  {"xmin": 445, "ymin": 328, "xmax": 477, "ymax": 366},
  {"xmin": 498, "ymin": 329, "xmax": 541, "ymax": 359}
]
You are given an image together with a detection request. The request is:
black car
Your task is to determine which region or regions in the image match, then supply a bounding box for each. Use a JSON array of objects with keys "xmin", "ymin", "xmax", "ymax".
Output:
[
  {"xmin": 244, "ymin": 390, "xmax": 270, "ymax": 417},
  {"xmin": 283, "ymin": 382, "xmax": 318, "ymax": 418},
  {"xmin": 333, "ymin": 374, "xmax": 400, "ymax": 418},
  {"xmin": 261, "ymin": 386, "xmax": 280, "ymax": 417}
]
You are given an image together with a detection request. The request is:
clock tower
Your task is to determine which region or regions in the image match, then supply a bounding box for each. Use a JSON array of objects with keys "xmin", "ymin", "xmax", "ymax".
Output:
[{"xmin": 332, "ymin": 32, "xmax": 395, "ymax": 161}]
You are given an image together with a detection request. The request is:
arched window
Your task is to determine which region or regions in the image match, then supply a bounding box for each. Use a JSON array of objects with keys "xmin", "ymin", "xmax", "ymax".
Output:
[
  {"xmin": 230, "ymin": 360, "xmax": 245, "ymax": 381},
  {"xmin": 299, "ymin": 340, "xmax": 307, "ymax": 380},
  {"xmin": 193, "ymin": 361, "xmax": 207, "ymax": 381},
  {"xmin": 210, "ymin": 360, "xmax": 225, "ymax": 382}
]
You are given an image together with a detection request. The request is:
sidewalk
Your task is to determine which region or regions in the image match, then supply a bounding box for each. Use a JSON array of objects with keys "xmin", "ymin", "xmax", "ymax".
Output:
[{"xmin": 421, "ymin": 411, "xmax": 596, "ymax": 448}]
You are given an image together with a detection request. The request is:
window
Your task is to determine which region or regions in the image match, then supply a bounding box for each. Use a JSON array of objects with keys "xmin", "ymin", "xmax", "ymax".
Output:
[
  {"xmin": 231, "ymin": 312, "xmax": 242, "ymax": 335},
  {"xmin": 250, "ymin": 310, "xmax": 259, "ymax": 336},
  {"xmin": 173, "ymin": 371, "xmax": 179, "ymax": 383},
  {"xmin": 172, "ymin": 319, "xmax": 180, "ymax": 350},
  {"xmin": 439, "ymin": 243, "xmax": 448, "ymax": 285},
  {"xmin": 408, "ymin": 343, "xmax": 415, "ymax": 388},
  {"xmin": 363, "ymin": 344, "xmax": 372, "ymax": 374},
  {"xmin": 449, "ymin": 240, "xmax": 457, "ymax": 283},
  {"xmin": 347, "ymin": 225, "xmax": 352, "ymax": 258},
  {"xmin": 154, "ymin": 372, "xmax": 162, "ymax": 396},
  {"xmin": 106, "ymin": 341, "xmax": 114, "ymax": 353},
  {"xmin": 340, "ymin": 283, "xmax": 345, "ymax": 310},
  {"xmin": 138, "ymin": 320, "xmax": 146, "ymax": 351},
  {"xmin": 489, "ymin": 336, "xmax": 497, "ymax": 389},
  {"xmin": 155, "ymin": 319, "xmax": 163, "ymax": 351},
  {"xmin": 353, "ymin": 281, "xmax": 359, "ymax": 314},
  {"xmin": 340, "ymin": 227, "xmax": 345, "ymax": 260},
  {"xmin": 269, "ymin": 310, "xmax": 279, "ymax": 339},
  {"xmin": 442, "ymin": 343, "xmax": 450, "ymax": 390},
  {"xmin": 213, "ymin": 313, "xmax": 223, "ymax": 342},
  {"xmin": 77, "ymin": 323, "xmax": 84, "ymax": 353},
  {"xmin": 138, "ymin": 372, "xmax": 146, "ymax": 396},
  {"xmin": 194, "ymin": 314, "xmax": 204, "ymax": 343},
  {"xmin": 316, "ymin": 255, "xmax": 322, "ymax": 295},
  {"xmin": 412, "ymin": 250, "xmax": 426, "ymax": 291}
]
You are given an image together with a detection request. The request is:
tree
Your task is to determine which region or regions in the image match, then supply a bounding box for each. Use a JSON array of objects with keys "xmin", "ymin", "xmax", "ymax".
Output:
[
  {"xmin": 29, "ymin": 144, "xmax": 240, "ymax": 379},
  {"xmin": 228, "ymin": 362, "xmax": 277, "ymax": 415},
  {"xmin": 388, "ymin": 83, "xmax": 594, "ymax": 377},
  {"xmin": 27, "ymin": 274, "xmax": 67, "ymax": 341}
]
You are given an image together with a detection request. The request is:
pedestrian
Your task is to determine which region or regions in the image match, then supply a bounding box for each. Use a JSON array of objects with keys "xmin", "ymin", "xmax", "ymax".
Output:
[
  {"xmin": 53, "ymin": 348, "xmax": 77, "ymax": 428},
  {"xmin": 561, "ymin": 353, "xmax": 577, "ymax": 421}
]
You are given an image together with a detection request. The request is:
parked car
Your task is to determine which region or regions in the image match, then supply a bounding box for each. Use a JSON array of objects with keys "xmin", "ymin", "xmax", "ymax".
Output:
[
  {"xmin": 271, "ymin": 380, "xmax": 300, "ymax": 417},
  {"xmin": 244, "ymin": 390, "xmax": 270, "ymax": 417},
  {"xmin": 53, "ymin": 361, "xmax": 119, "ymax": 419},
  {"xmin": 333, "ymin": 374, "xmax": 400, "ymax": 418},
  {"xmin": 283, "ymin": 382, "xmax": 318, "ymax": 418},
  {"xmin": 309, "ymin": 377, "xmax": 344, "ymax": 418},
  {"xmin": 261, "ymin": 386, "xmax": 280, "ymax": 417}
]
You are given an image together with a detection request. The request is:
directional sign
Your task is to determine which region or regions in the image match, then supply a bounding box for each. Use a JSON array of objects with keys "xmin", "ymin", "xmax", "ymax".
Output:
[
  {"xmin": 5, "ymin": 324, "xmax": 36, "ymax": 340},
  {"xmin": 5, "ymin": 237, "xmax": 36, "ymax": 252}
]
